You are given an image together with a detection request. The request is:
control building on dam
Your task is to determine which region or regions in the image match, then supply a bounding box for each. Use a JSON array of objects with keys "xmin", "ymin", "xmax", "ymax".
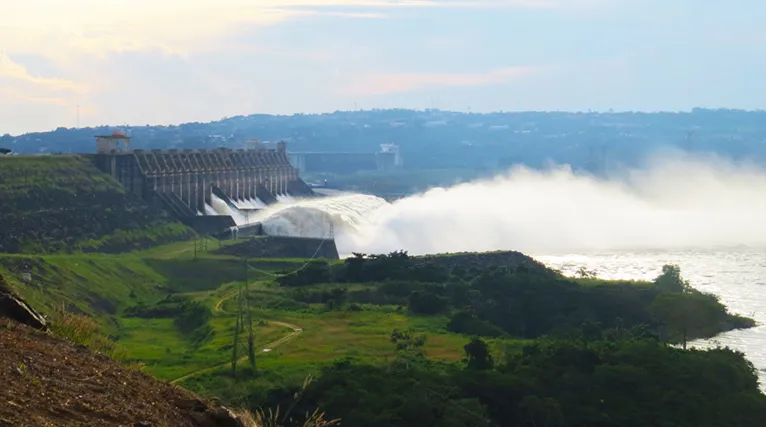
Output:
[{"xmin": 88, "ymin": 132, "xmax": 314, "ymax": 235}]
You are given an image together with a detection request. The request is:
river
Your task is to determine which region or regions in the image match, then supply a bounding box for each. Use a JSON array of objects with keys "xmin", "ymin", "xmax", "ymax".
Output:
[{"xmin": 535, "ymin": 249, "xmax": 766, "ymax": 390}]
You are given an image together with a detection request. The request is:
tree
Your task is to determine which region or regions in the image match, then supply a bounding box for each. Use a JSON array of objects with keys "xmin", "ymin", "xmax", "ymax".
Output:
[
  {"xmin": 390, "ymin": 328, "xmax": 427, "ymax": 367},
  {"xmin": 408, "ymin": 290, "xmax": 449, "ymax": 315},
  {"xmin": 519, "ymin": 395, "xmax": 564, "ymax": 427},
  {"xmin": 575, "ymin": 266, "xmax": 596, "ymax": 279},
  {"xmin": 464, "ymin": 338, "xmax": 493, "ymax": 370},
  {"xmin": 654, "ymin": 264, "xmax": 689, "ymax": 293},
  {"xmin": 650, "ymin": 291, "xmax": 725, "ymax": 349},
  {"xmin": 0, "ymin": 148, "xmax": 10, "ymax": 155}
]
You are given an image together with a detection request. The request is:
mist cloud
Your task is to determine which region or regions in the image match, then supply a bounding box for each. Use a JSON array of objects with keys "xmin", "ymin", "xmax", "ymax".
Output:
[{"xmin": 336, "ymin": 151, "xmax": 766, "ymax": 255}]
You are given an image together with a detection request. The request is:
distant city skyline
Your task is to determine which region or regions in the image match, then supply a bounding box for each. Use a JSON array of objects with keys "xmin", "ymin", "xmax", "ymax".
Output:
[{"xmin": 2, "ymin": 0, "xmax": 764, "ymax": 135}]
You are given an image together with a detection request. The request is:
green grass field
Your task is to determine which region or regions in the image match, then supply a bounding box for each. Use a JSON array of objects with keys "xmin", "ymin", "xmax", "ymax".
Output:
[
  {"xmin": 1, "ymin": 239, "xmax": 517, "ymax": 386},
  {"xmin": 2, "ymin": 237, "xmax": 658, "ymax": 389}
]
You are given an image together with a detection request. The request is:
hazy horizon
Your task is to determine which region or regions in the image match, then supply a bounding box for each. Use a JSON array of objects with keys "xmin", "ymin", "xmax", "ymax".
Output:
[
  {"xmin": 6, "ymin": 106, "xmax": 766, "ymax": 137},
  {"xmin": 3, "ymin": 0, "xmax": 765, "ymax": 135}
]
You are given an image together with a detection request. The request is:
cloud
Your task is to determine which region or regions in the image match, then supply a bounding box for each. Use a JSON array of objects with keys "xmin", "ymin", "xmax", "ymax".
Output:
[
  {"xmin": 0, "ymin": 0, "xmax": 612, "ymax": 134},
  {"xmin": 346, "ymin": 66, "xmax": 545, "ymax": 95},
  {"xmin": 0, "ymin": 53, "xmax": 83, "ymax": 92},
  {"xmin": 0, "ymin": 1, "xmax": 400, "ymax": 61},
  {"xmin": 0, "ymin": 90, "xmax": 70, "ymax": 107},
  {"xmin": 1, "ymin": 4, "xmax": 302, "ymax": 61},
  {"xmin": 1, "ymin": 0, "xmax": 590, "ymax": 61},
  {"xmin": 0, "ymin": 53, "xmax": 86, "ymax": 132}
]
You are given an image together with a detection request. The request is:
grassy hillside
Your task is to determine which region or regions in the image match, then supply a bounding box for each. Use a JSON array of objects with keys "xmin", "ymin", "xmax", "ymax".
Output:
[
  {"xmin": 0, "ymin": 242, "xmax": 477, "ymax": 385},
  {"xmin": 0, "ymin": 155, "xmax": 195, "ymax": 253},
  {"xmin": 2, "ymin": 240, "xmax": 762, "ymax": 427}
]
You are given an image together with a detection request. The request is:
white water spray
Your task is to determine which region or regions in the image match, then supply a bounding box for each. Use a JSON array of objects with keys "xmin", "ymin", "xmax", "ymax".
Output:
[
  {"xmin": 252, "ymin": 194, "xmax": 388, "ymax": 241},
  {"xmin": 204, "ymin": 204, "xmax": 218, "ymax": 216},
  {"xmin": 252, "ymin": 151, "xmax": 766, "ymax": 256},
  {"xmin": 209, "ymin": 194, "xmax": 249, "ymax": 225},
  {"xmin": 276, "ymin": 194, "xmax": 296, "ymax": 203}
]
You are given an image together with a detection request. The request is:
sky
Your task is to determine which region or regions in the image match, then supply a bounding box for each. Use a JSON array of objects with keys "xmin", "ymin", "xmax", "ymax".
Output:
[{"xmin": 1, "ymin": 0, "xmax": 765, "ymax": 135}]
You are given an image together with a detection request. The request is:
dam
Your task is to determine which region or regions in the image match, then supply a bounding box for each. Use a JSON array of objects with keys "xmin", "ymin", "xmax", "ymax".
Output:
[{"xmin": 88, "ymin": 132, "xmax": 315, "ymax": 235}]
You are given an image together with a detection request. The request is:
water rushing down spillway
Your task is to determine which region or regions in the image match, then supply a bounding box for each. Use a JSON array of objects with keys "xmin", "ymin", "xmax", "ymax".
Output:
[
  {"xmin": 200, "ymin": 191, "xmax": 390, "ymax": 232},
  {"xmin": 251, "ymin": 194, "xmax": 389, "ymax": 243},
  {"xmin": 210, "ymin": 194, "xmax": 248, "ymax": 225}
]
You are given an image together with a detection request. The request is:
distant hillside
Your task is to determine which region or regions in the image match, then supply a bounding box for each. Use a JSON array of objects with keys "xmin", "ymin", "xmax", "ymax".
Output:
[
  {"xmin": 0, "ymin": 156, "xmax": 194, "ymax": 253},
  {"xmin": 5, "ymin": 108, "xmax": 766, "ymax": 172}
]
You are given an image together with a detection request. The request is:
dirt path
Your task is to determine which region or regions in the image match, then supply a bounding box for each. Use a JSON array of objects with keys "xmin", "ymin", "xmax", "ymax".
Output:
[
  {"xmin": 169, "ymin": 291, "xmax": 302, "ymax": 385},
  {"xmin": 213, "ymin": 290, "xmax": 233, "ymax": 312}
]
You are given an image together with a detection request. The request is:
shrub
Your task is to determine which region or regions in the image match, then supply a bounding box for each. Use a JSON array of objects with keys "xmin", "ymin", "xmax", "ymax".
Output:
[{"xmin": 408, "ymin": 290, "xmax": 449, "ymax": 315}]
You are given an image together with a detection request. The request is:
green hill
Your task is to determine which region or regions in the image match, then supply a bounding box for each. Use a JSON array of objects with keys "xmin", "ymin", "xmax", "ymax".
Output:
[
  {"xmin": 1, "ymin": 240, "xmax": 764, "ymax": 427},
  {"xmin": 0, "ymin": 155, "xmax": 194, "ymax": 253}
]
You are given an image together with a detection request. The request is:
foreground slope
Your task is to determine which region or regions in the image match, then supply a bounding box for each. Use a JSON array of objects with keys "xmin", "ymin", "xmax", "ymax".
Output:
[
  {"xmin": 0, "ymin": 321, "xmax": 249, "ymax": 427},
  {"xmin": 0, "ymin": 155, "xmax": 194, "ymax": 253},
  {"xmin": 2, "ymin": 240, "xmax": 763, "ymax": 427}
]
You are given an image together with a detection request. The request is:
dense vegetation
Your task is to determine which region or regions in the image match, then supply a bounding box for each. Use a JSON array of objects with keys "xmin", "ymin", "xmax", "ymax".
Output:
[
  {"xmin": 185, "ymin": 250, "xmax": 763, "ymax": 427},
  {"xmin": 277, "ymin": 252, "xmax": 751, "ymax": 344},
  {"xmin": 2, "ymin": 239, "xmax": 762, "ymax": 426},
  {"xmin": 0, "ymin": 155, "xmax": 195, "ymax": 253},
  {"xmin": 281, "ymin": 332, "xmax": 766, "ymax": 427}
]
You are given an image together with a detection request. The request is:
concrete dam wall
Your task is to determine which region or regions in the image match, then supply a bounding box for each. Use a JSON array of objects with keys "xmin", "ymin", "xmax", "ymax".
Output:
[
  {"xmin": 88, "ymin": 142, "xmax": 314, "ymax": 235},
  {"xmin": 214, "ymin": 236, "xmax": 339, "ymax": 260}
]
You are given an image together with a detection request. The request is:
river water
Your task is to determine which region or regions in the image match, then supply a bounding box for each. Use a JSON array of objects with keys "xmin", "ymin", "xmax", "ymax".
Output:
[{"xmin": 535, "ymin": 249, "xmax": 766, "ymax": 390}]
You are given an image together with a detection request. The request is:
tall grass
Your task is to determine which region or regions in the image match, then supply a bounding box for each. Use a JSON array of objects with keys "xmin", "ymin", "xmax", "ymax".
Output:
[
  {"xmin": 251, "ymin": 407, "xmax": 340, "ymax": 427},
  {"xmin": 248, "ymin": 375, "xmax": 341, "ymax": 427},
  {"xmin": 48, "ymin": 303, "xmax": 127, "ymax": 360}
]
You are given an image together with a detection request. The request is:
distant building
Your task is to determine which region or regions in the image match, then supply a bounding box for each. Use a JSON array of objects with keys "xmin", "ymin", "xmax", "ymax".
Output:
[
  {"xmin": 376, "ymin": 144, "xmax": 403, "ymax": 170},
  {"xmin": 95, "ymin": 131, "xmax": 131, "ymax": 153},
  {"xmin": 289, "ymin": 144, "xmax": 404, "ymax": 174}
]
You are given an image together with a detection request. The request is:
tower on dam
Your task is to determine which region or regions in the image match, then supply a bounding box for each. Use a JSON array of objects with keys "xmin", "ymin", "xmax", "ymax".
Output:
[{"xmin": 88, "ymin": 134, "xmax": 314, "ymax": 235}]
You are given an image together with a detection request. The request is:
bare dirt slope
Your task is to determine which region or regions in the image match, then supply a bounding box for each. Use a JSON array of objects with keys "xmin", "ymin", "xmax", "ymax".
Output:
[{"xmin": 0, "ymin": 320, "xmax": 246, "ymax": 427}]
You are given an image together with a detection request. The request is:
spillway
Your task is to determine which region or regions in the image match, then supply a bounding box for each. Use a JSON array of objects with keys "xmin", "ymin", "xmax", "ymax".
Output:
[
  {"xmin": 250, "ymin": 194, "xmax": 389, "ymax": 242},
  {"xmin": 89, "ymin": 142, "xmax": 316, "ymax": 235}
]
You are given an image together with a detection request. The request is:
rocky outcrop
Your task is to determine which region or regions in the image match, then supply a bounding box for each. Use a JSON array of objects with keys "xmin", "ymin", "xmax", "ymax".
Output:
[{"xmin": 0, "ymin": 274, "xmax": 48, "ymax": 330}]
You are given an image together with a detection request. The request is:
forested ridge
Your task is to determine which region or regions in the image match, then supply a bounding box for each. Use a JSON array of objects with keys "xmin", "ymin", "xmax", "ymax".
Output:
[{"xmin": 5, "ymin": 108, "xmax": 766, "ymax": 172}]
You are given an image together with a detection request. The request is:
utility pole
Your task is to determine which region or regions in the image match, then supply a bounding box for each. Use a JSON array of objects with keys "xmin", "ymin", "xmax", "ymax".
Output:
[{"xmin": 244, "ymin": 256, "xmax": 256, "ymax": 371}]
